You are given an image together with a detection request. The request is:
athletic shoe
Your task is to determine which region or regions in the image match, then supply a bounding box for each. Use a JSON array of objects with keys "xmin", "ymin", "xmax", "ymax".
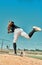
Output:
[{"xmin": 33, "ymin": 26, "xmax": 42, "ymax": 32}]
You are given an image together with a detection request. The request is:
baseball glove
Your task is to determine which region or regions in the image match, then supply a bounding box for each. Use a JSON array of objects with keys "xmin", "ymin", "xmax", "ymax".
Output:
[{"xmin": 8, "ymin": 21, "xmax": 14, "ymax": 33}]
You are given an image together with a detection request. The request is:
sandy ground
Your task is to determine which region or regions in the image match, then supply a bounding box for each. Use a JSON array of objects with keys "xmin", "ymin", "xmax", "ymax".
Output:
[{"xmin": 0, "ymin": 54, "xmax": 42, "ymax": 65}]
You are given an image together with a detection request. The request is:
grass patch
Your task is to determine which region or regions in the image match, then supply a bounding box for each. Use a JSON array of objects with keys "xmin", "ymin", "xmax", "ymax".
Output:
[{"xmin": 28, "ymin": 55, "xmax": 42, "ymax": 60}]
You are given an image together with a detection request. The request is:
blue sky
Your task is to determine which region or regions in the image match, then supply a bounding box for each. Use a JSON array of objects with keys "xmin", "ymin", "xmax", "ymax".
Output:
[{"xmin": 0, "ymin": 0, "xmax": 42, "ymax": 50}]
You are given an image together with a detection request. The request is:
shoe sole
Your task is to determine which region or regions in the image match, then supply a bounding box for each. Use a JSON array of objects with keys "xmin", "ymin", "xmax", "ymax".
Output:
[{"xmin": 33, "ymin": 26, "xmax": 42, "ymax": 31}]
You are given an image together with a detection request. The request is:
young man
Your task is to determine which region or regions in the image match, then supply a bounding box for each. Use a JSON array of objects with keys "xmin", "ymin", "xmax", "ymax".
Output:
[{"xmin": 8, "ymin": 21, "xmax": 42, "ymax": 54}]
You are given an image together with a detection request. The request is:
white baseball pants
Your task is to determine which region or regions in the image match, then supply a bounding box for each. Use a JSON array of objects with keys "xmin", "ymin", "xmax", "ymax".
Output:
[{"xmin": 13, "ymin": 28, "xmax": 30, "ymax": 43}]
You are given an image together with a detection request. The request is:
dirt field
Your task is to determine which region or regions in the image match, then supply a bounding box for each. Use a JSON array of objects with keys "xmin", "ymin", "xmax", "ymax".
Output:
[{"xmin": 0, "ymin": 54, "xmax": 42, "ymax": 65}]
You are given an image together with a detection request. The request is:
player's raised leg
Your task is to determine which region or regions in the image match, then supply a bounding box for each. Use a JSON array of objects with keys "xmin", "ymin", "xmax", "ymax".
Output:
[{"xmin": 21, "ymin": 26, "xmax": 42, "ymax": 39}]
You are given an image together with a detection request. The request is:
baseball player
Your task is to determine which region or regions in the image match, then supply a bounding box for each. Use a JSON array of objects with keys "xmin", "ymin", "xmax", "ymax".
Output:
[{"xmin": 8, "ymin": 21, "xmax": 42, "ymax": 54}]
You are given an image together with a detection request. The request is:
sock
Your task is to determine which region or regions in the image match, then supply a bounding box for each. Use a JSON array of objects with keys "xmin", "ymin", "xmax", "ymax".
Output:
[
  {"xmin": 28, "ymin": 29, "xmax": 35, "ymax": 38},
  {"xmin": 13, "ymin": 43, "xmax": 17, "ymax": 54}
]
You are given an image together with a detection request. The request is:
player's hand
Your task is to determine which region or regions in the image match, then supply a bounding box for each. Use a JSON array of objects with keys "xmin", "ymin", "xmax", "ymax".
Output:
[{"xmin": 8, "ymin": 31, "xmax": 10, "ymax": 33}]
